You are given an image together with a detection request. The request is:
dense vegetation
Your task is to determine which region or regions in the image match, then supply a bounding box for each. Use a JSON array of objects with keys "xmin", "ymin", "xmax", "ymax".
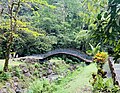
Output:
[
  {"xmin": 0, "ymin": 0, "xmax": 120, "ymax": 68},
  {"xmin": 0, "ymin": 0, "xmax": 120, "ymax": 92}
]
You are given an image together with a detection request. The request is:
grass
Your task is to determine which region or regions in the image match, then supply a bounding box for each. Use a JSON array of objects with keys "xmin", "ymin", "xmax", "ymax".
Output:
[
  {"xmin": 54, "ymin": 63, "xmax": 97, "ymax": 93},
  {"xmin": 0, "ymin": 59, "xmax": 24, "ymax": 71},
  {"xmin": 64, "ymin": 63, "xmax": 97, "ymax": 93}
]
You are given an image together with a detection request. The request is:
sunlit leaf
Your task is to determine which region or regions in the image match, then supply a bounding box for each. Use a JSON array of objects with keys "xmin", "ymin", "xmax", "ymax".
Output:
[{"xmin": 109, "ymin": 27, "xmax": 112, "ymax": 33}]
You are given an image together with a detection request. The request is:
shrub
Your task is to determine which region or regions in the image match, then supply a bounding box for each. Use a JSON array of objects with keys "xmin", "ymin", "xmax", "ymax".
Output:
[
  {"xmin": 28, "ymin": 79, "xmax": 57, "ymax": 93},
  {"xmin": 91, "ymin": 75, "xmax": 120, "ymax": 93},
  {"xmin": 12, "ymin": 67, "xmax": 21, "ymax": 78},
  {"xmin": 0, "ymin": 72, "xmax": 11, "ymax": 81},
  {"xmin": 90, "ymin": 52, "xmax": 120, "ymax": 92},
  {"xmin": 86, "ymin": 43, "xmax": 100, "ymax": 56}
]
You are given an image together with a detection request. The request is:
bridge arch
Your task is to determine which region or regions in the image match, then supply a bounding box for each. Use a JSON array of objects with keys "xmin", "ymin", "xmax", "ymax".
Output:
[{"xmin": 29, "ymin": 49, "xmax": 93, "ymax": 63}]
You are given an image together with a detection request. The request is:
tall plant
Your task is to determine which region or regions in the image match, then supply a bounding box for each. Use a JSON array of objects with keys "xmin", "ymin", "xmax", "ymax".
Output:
[{"xmin": 90, "ymin": 0, "xmax": 120, "ymax": 57}]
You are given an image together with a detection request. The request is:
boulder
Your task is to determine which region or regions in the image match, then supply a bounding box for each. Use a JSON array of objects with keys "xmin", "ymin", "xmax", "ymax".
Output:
[
  {"xmin": 13, "ymin": 76, "xmax": 19, "ymax": 82},
  {"xmin": 24, "ymin": 72, "xmax": 31, "ymax": 77},
  {"xmin": 22, "ymin": 67, "xmax": 28, "ymax": 73},
  {"xmin": 15, "ymin": 87, "xmax": 22, "ymax": 93}
]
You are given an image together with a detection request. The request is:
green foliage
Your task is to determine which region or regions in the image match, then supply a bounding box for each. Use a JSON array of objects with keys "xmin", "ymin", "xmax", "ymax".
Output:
[
  {"xmin": 12, "ymin": 67, "xmax": 21, "ymax": 78},
  {"xmin": 86, "ymin": 43, "xmax": 100, "ymax": 56},
  {"xmin": 90, "ymin": 0, "xmax": 120, "ymax": 57},
  {"xmin": 114, "ymin": 40, "xmax": 120, "ymax": 62},
  {"xmin": 0, "ymin": 0, "xmax": 51, "ymax": 71},
  {"xmin": 54, "ymin": 63, "xmax": 97, "ymax": 93},
  {"xmin": 0, "ymin": 0, "xmax": 119, "ymax": 69},
  {"xmin": 92, "ymin": 75, "xmax": 120, "ymax": 93},
  {"xmin": 28, "ymin": 79, "xmax": 56, "ymax": 93},
  {"xmin": 91, "ymin": 51, "xmax": 119, "ymax": 93},
  {"xmin": 33, "ymin": 69, "xmax": 39, "ymax": 77},
  {"xmin": 0, "ymin": 72, "xmax": 11, "ymax": 81},
  {"xmin": 75, "ymin": 30, "xmax": 90, "ymax": 51},
  {"xmin": 34, "ymin": 63, "xmax": 40, "ymax": 68},
  {"xmin": 0, "ymin": 0, "xmax": 109, "ymax": 58},
  {"xmin": 79, "ymin": 0, "xmax": 108, "ymax": 24}
]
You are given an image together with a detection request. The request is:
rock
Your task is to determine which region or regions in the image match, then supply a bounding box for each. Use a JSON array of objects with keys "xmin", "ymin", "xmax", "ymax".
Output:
[
  {"xmin": 18, "ymin": 58, "xmax": 26, "ymax": 62},
  {"xmin": 42, "ymin": 67, "xmax": 47, "ymax": 70},
  {"xmin": 22, "ymin": 88, "xmax": 28, "ymax": 93},
  {"xmin": 11, "ymin": 71, "xmax": 16, "ymax": 76},
  {"xmin": 28, "ymin": 67, "xmax": 34, "ymax": 71},
  {"xmin": 48, "ymin": 75, "xmax": 58, "ymax": 81},
  {"xmin": 52, "ymin": 65, "xmax": 56, "ymax": 68},
  {"xmin": 29, "ymin": 71, "xmax": 33, "ymax": 74},
  {"xmin": 15, "ymin": 88, "xmax": 22, "ymax": 93},
  {"xmin": 6, "ymin": 82, "xmax": 11, "ymax": 88},
  {"xmin": 24, "ymin": 58, "xmax": 38, "ymax": 63},
  {"xmin": 14, "ymin": 82, "xmax": 18, "ymax": 87},
  {"xmin": 24, "ymin": 58, "xmax": 31, "ymax": 63},
  {"xmin": 48, "ymin": 66, "xmax": 53, "ymax": 70},
  {"xmin": 19, "ymin": 64, "xmax": 26, "ymax": 69},
  {"xmin": 24, "ymin": 72, "xmax": 31, "ymax": 77},
  {"xmin": 0, "ymin": 86, "xmax": 8, "ymax": 93},
  {"xmin": 68, "ymin": 67, "xmax": 73, "ymax": 71},
  {"xmin": 47, "ymin": 69, "xmax": 53, "ymax": 75},
  {"xmin": 13, "ymin": 76, "xmax": 19, "ymax": 82},
  {"xmin": 39, "ymin": 72, "xmax": 42, "ymax": 75},
  {"xmin": 48, "ymin": 62, "xmax": 53, "ymax": 66},
  {"xmin": 10, "ymin": 89, "xmax": 16, "ymax": 93},
  {"xmin": 38, "ymin": 68, "xmax": 42, "ymax": 71},
  {"xmin": 22, "ymin": 67, "xmax": 28, "ymax": 73},
  {"xmin": 72, "ymin": 65, "xmax": 77, "ymax": 70},
  {"xmin": 51, "ymin": 72, "xmax": 56, "ymax": 75}
]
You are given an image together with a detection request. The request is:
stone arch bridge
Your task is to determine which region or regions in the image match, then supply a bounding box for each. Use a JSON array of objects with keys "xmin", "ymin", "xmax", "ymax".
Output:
[{"xmin": 24, "ymin": 49, "xmax": 92, "ymax": 63}]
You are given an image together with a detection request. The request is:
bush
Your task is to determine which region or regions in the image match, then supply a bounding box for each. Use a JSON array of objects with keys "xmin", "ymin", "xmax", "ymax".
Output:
[
  {"xmin": 91, "ymin": 75, "xmax": 120, "ymax": 93},
  {"xmin": 28, "ymin": 79, "xmax": 57, "ymax": 93},
  {"xmin": 90, "ymin": 51, "xmax": 120, "ymax": 93},
  {"xmin": 0, "ymin": 72, "xmax": 11, "ymax": 81},
  {"xmin": 12, "ymin": 67, "xmax": 21, "ymax": 78}
]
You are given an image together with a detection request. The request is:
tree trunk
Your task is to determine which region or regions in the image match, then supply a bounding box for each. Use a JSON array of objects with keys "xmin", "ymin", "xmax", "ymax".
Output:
[
  {"xmin": 3, "ymin": 49, "xmax": 10, "ymax": 71},
  {"xmin": 3, "ymin": 1, "xmax": 13, "ymax": 72},
  {"xmin": 3, "ymin": 33, "xmax": 13, "ymax": 72},
  {"xmin": 3, "ymin": 0, "xmax": 21, "ymax": 72}
]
